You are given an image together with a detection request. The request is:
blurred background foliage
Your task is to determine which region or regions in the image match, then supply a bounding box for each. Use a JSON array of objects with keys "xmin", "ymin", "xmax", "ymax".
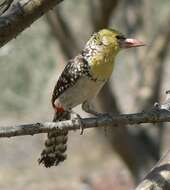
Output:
[{"xmin": 0, "ymin": 0, "xmax": 170, "ymax": 189}]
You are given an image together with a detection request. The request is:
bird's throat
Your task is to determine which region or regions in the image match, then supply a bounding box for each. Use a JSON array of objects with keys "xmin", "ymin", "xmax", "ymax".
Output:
[{"xmin": 90, "ymin": 54, "xmax": 115, "ymax": 81}]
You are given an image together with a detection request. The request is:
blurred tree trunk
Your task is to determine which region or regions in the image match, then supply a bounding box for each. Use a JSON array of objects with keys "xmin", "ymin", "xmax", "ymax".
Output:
[
  {"xmin": 89, "ymin": 0, "xmax": 118, "ymax": 31},
  {"xmin": 136, "ymin": 15, "xmax": 170, "ymax": 160},
  {"xmin": 46, "ymin": 8, "xmax": 79, "ymax": 59},
  {"xmin": 89, "ymin": 0, "xmax": 160, "ymax": 180},
  {"xmin": 122, "ymin": 0, "xmax": 170, "ymax": 165},
  {"xmin": 123, "ymin": 0, "xmax": 143, "ymax": 35},
  {"xmin": 97, "ymin": 83, "xmax": 156, "ymax": 180}
]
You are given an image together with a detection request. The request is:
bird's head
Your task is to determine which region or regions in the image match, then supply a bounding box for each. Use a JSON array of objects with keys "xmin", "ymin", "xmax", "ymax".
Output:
[
  {"xmin": 84, "ymin": 28, "xmax": 145, "ymax": 59},
  {"xmin": 83, "ymin": 28, "xmax": 145, "ymax": 80}
]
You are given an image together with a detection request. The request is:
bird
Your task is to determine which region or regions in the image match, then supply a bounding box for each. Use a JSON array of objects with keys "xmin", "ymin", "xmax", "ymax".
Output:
[{"xmin": 38, "ymin": 28, "xmax": 145, "ymax": 167}]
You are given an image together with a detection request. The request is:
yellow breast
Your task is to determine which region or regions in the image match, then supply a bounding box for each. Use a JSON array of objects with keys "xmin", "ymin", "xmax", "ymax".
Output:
[{"xmin": 90, "ymin": 52, "xmax": 115, "ymax": 81}]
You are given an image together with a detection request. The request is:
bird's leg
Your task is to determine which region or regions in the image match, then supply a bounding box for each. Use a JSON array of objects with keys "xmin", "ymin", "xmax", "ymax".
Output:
[
  {"xmin": 82, "ymin": 101, "xmax": 100, "ymax": 116},
  {"xmin": 68, "ymin": 109, "xmax": 84, "ymax": 135},
  {"xmin": 82, "ymin": 101, "xmax": 109, "ymax": 135}
]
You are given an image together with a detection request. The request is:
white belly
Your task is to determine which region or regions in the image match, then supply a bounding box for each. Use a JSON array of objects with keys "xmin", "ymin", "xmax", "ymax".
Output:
[{"xmin": 58, "ymin": 76, "xmax": 105, "ymax": 109}]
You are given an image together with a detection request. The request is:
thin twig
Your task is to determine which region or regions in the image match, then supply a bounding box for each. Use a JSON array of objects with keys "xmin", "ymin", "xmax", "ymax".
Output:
[{"xmin": 0, "ymin": 108, "xmax": 170, "ymax": 138}]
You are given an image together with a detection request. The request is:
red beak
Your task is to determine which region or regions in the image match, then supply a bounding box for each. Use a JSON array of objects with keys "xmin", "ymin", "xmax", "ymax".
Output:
[{"xmin": 120, "ymin": 38, "xmax": 146, "ymax": 48}]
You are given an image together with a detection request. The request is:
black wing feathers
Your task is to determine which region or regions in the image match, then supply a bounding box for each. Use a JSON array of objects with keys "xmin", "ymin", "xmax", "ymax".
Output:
[{"xmin": 51, "ymin": 55, "xmax": 89, "ymax": 105}]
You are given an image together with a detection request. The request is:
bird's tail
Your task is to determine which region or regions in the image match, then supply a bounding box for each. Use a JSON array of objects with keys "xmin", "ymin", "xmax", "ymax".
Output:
[{"xmin": 38, "ymin": 110, "xmax": 70, "ymax": 167}]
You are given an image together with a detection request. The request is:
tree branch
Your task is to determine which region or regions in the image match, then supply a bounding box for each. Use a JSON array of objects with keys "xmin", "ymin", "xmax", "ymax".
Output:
[
  {"xmin": 135, "ymin": 150, "xmax": 170, "ymax": 190},
  {"xmin": 1, "ymin": 108, "xmax": 170, "ymax": 138},
  {"xmin": 0, "ymin": 0, "xmax": 63, "ymax": 47}
]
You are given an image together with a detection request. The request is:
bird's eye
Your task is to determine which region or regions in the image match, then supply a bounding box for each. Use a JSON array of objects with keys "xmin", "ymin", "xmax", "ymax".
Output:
[{"xmin": 116, "ymin": 35, "xmax": 126, "ymax": 40}]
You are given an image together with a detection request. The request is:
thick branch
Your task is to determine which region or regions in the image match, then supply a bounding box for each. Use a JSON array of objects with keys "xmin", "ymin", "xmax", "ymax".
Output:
[
  {"xmin": 135, "ymin": 150, "xmax": 170, "ymax": 190},
  {"xmin": 1, "ymin": 109, "xmax": 170, "ymax": 138},
  {"xmin": 0, "ymin": 0, "xmax": 63, "ymax": 47}
]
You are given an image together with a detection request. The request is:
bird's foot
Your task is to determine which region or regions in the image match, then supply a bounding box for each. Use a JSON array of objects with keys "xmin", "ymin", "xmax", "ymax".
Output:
[
  {"xmin": 76, "ymin": 114, "xmax": 84, "ymax": 135},
  {"xmin": 82, "ymin": 101, "xmax": 100, "ymax": 116},
  {"xmin": 69, "ymin": 110, "xmax": 84, "ymax": 135}
]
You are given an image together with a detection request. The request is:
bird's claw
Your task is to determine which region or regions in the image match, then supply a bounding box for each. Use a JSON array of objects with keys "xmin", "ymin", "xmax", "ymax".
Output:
[
  {"xmin": 71, "ymin": 111, "xmax": 84, "ymax": 135},
  {"xmin": 76, "ymin": 114, "xmax": 84, "ymax": 135}
]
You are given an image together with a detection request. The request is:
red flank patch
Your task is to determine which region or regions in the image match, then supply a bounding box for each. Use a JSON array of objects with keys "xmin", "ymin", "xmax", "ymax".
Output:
[{"xmin": 54, "ymin": 106, "xmax": 65, "ymax": 113}]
